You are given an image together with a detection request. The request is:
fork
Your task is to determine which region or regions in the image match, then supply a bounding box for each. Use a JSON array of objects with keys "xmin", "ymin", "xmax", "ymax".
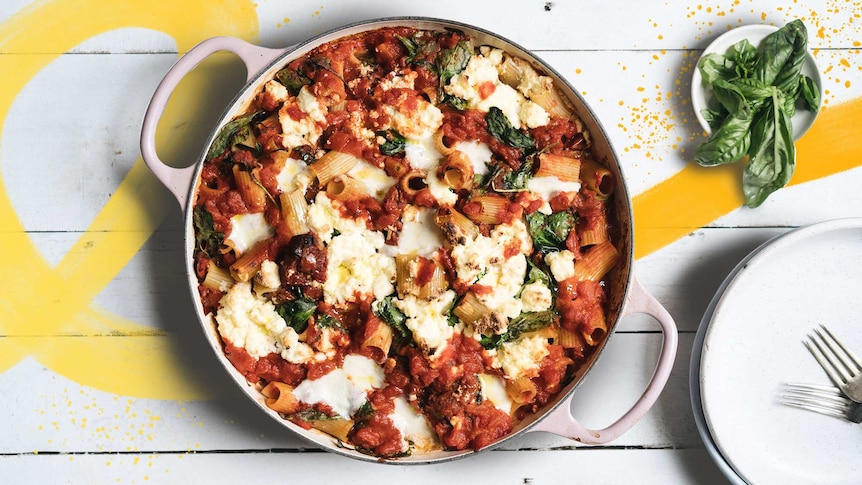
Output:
[
  {"xmin": 804, "ymin": 324, "xmax": 862, "ymax": 403},
  {"xmin": 781, "ymin": 383, "xmax": 862, "ymax": 423}
]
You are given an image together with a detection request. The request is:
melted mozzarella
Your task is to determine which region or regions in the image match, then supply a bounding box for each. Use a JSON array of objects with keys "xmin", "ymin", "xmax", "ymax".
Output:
[
  {"xmin": 226, "ymin": 213, "xmax": 274, "ymax": 255},
  {"xmin": 405, "ymin": 135, "xmax": 442, "ymax": 170},
  {"xmin": 527, "ymin": 176, "xmax": 581, "ymax": 201},
  {"xmin": 388, "ymin": 396, "xmax": 437, "ymax": 451},
  {"xmin": 478, "ymin": 373, "xmax": 513, "ymax": 415},
  {"xmin": 398, "ymin": 206, "xmax": 445, "ymax": 257},
  {"xmin": 347, "ymin": 159, "xmax": 395, "ymax": 200},
  {"xmin": 276, "ymin": 157, "xmax": 313, "ymax": 193},
  {"xmin": 453, "ymin": 140, "xmax": 492, "ymax": 176},
  {"xmin": 291, "ymin": 354, "xmax": 385, "ymax": 419}
]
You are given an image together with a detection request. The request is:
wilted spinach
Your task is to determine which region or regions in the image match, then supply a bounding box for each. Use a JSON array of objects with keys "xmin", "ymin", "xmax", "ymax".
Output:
[
  {"xmin": 485, "ymin": 107, "xmax": 536, "ymax": 151},
  {"xmin": 694, "ymin": 19, "xmax": 820, "ymax": 207},
  {"xmin": 275, "ymin": 298, "xmax": 317, "ymax": 334},
  {"xmin": 373, "ymin": 295, "xmax": 413, "ymax": 347},
  {"xmin": 526, "ymin": 210, "xmax": 577, "ymax": 254},
  {"xmin": 376, "ymin": 129, "xmax": 406, "ymax": 156},
  {"xmin": 206, "ymin": 111, "xmax": 264, "ymax": 161},
  {"xmin": 479, "ymin": 310, "xmax": 556, "ymax": 350},
  {"xmin": 192, "ymin": 206, "xmax": 223, "ymax": 257}
]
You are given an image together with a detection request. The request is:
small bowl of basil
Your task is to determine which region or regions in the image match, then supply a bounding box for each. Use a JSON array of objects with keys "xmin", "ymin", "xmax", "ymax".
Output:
[
  {"xmin": 691, "ymin": 21, "xmax": 822, "ymax": 141},
  {"xmin": 690, "ymin": 21, "xmax": 822, "ymax": 207}
]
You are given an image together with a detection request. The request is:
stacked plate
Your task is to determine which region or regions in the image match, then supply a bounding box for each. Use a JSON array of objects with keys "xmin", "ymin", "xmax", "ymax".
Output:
[{"xmin": 690, "ymin": 218, "xmax": 862, "ymax": 484}]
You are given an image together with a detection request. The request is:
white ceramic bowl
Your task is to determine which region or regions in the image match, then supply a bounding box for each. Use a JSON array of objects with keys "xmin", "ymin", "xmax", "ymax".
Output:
[{"xmin": 690, "ymin": 24, "xmax": 822, "ymax": 141}]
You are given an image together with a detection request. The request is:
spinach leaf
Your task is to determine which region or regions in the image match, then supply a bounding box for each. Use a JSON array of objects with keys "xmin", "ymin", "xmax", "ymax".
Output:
[
  {"xmin": 743, "ymin": 92, "xmax": 796, "ymax": 208},
  {"xmin": 479, "ymin": 310, "xmax": 556, "ymax": 350},
  {"xmin": 291, "ymin": 409, "xmax": 337, "ymax": 422},
  {"xmin": 206, "ymin": 111, "xmax": 263, "ymax": 160},
  {"xmin": 275, "ymin": 298, "xmax": 317, "ymax": 334},
  {"xmin": 192, "ymin": 206, "xmax": 223, "ymax": 257},
  {"xmin": 316, "ymin": 313, "xmax": 344, "ymax": 330},
  {"xmin": 485, "ymin": 107, "xmax": 536, "ymax": 150},
  {"xmin": 373, "ymin": 295, "xmax": 411, "ymax": 341},
  {"xmin": 693, "ymin": 112, "xmax": 753, "ymax": 167},
  {"xmin": 799, "ymin": 75, "xmax": 821, "ymax": 112},
  {"xmin": 442, "ymin": 93, "xmax": 469, "ymax": 111},
  {"xmin": 436, "ymin": 39, "xmax": 473, "ymax": 88},
  {"xmin": 755, "ymin": 19, "xmax": 808, "ymax": 95},
  {"xmin": 524, "ymin": 259, "xmax": 552, "ymax": 288},
  {"xmin": 526, "ymin": 210, "xmax": 577, "ymax": 254},
  {"xmin": 275, "ymin": 67, "xmax": 311, "ymax": 96},
  {"xmin": 376, "ymin": 130, "xmax": 406, "ymax": 156}
]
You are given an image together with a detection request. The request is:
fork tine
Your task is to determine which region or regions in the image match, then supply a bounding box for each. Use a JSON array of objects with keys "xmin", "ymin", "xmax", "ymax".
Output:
[
  {"xmin": 784, "ymin": 385, "xmax": 848, "ymax": 406},
  {"xmin": 805, "ymin": 337, "xmax": 848, "ymax": 386},
  {"xmin": 781, "ymin": 398, "xmax": 848, "ymax": 420},
  {"xmin": 818, "ymin": 324, "xmax": 862, "ymax": 372}
]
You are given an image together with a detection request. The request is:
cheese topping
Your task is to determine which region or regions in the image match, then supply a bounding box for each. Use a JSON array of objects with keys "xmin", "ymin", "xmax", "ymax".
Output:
[
  {"xmin": 545, "ymin": 250, "xmax": 576, "ymax": 283},
  {"xmin": 388, "ymin": 396, "xmax": 437, "ymax": 451},
  {"xmin": 498, "ymin": 334, "xmax": 550, "ymax": 380},
  {"xmin": 226, "ymin": 212, "xmax": 274, "ymax": 255},
  {"xmin": 395, "ymin": 290, "xmax": 459, "ymax": 359},
  {"xmin": 215, "ymin": 282, "xmax": 313, "ymax": 363},
  {"xmin": 291, "ymin": 354, "xmax": 385, "ymax": 419},
  {"xmin": 398, "ymin": 206, "xmax": 445, "ymax": 257}
]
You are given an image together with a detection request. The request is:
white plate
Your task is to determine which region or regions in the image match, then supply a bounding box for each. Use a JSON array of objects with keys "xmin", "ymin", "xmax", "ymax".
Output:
[
  {"xmin": 690, "ymin": 238, "xmax": 771, "ymax": 485},
  {"xmin": 691, "ymin": 24, "xmax": 822, "ymax": 141},
  {"xmin": 700, "ymin": 218, "xmax": 862, "ymax": 485}
]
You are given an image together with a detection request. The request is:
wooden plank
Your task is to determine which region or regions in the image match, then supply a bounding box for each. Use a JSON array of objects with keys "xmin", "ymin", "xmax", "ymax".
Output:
[
  {"xmin": 0, "ymin": 333, "xmax": 704, "ymax": 453},
  {"xmin": 2, "ymin": 0, "xmax": 857, "ymax": 53},
  {"xmin": 0, "ymin": 448, "xmax": 730, "ymax": 485}
]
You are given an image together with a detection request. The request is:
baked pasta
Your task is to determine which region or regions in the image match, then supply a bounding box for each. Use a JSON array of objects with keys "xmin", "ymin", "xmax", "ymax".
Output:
[{"xmin": 193, "ymin": 26, "xmax": 620, "ymax": 458}]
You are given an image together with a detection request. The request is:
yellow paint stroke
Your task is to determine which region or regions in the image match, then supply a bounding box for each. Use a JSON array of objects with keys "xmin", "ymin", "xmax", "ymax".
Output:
[
  {"xmin": 0, "ymin": 0, "xmax": 258, "ymax": 399},
  {"xmin": 1, "ymin": 0, "xmax": 861, "ymax": 402},
  {"xmin": 633, "ymin": 97, "xmax": 862, "ymax": 259}
]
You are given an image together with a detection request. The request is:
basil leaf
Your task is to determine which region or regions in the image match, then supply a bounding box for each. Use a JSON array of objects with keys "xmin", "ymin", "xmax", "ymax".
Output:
[
  {"xmin": 700, "ymin": 107, "xmax": 729, "ymax": 130},
  {"xmin": 743, "ymin": 93, "xmax": 796, "ymax": 208},
  {"xmin": 693, "ymin": 113, "xmax": 753, "ymax": 167},
  {"xmin": 207, "ymin": 111, "xmax": 263, "ymax": 160},
  {"xmin": 730, "ymin": 78, "xmax": 775, "ymax": 102},
  {"xmin": 755, "ymin": 19, "xmax": 808, "ymax": 94},
  {"xmin": 698, "ymin": 53, "xmax": 736, "ymax": 86},
  {"xmin": 728, "ymin": 39, "xmax": 758, "ymax": 78},
  {"xmin": 479, "ymin": 310, "xmax": 556, "ymax": 350},
  {"xmin": 485, "ymin": 107, "xmax": 536, "ymax": 150},
  {"xmin": 376, "ymin": 130, "xmax": 406, "ymax": 155},
  {"xmin": 526, "ymin": 210, "xmax": 577, "ymax": 254},
  {"xmin": 712, "ymin": 79, "xmax": 750, "ymax": 119},
  {"xmin": 192, "ymin": 206, "xmax": 224, "ymax": 258},
  {"xmin": 799, "ymin": 75, "xmax": 821, "ymax": 112},
  {"xmin": 275, "ymin": 298, "xmax": 317, "ymax": 334}
]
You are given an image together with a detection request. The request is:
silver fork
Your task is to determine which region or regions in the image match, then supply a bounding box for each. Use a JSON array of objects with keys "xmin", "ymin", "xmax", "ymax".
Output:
[
  {"xmin": 781, "ymin": 383, "xmax": 862, "ymax": 423},
  {"xmin": 804, "ymin": 324, "xmax": 862, "ymax": 403}
]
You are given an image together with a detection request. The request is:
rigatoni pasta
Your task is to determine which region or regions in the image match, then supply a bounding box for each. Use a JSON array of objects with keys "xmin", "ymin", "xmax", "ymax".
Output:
[{"xmin": 191, "ymin": 26, "xmax": 621, "ymax": 459}]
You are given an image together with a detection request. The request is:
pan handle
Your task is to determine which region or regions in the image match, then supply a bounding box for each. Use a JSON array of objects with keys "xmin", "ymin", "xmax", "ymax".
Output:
[
  {"xmin": 529, "ymin": 275, "xmax": 677, "ymax": 444},
  {"xmin": 140, "ymin": 36, "xmax": 285, "ymax": 209}
]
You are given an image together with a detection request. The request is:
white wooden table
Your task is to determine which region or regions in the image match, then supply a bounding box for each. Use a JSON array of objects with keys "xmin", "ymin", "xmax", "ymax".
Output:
[{"xmin": 2, "ymin": 1, "xmax": 860, "ymax": 483}]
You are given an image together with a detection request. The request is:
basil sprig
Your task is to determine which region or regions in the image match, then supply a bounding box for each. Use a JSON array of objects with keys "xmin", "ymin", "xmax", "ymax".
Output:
[{"xmin": 694, "ymin": 19, "xmax": 820, "ymax": 208}]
